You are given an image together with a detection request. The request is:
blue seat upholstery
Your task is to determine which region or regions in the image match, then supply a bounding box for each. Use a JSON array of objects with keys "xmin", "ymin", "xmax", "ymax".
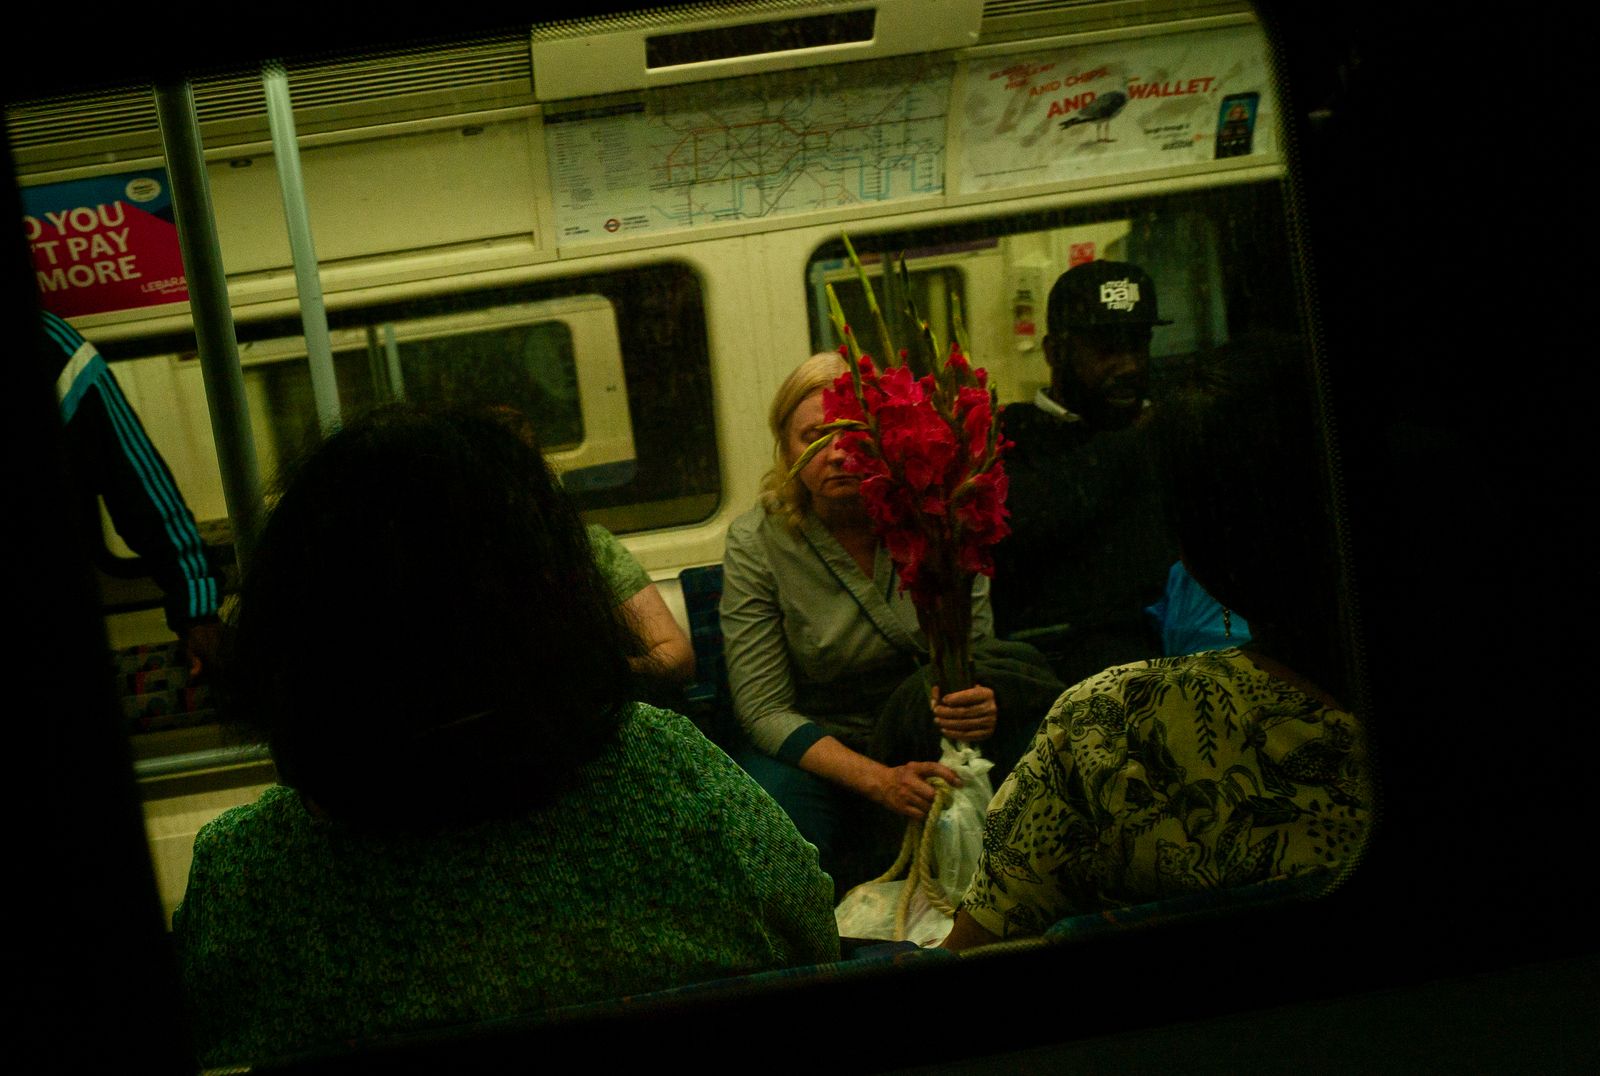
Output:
[
  {"xmin": 678, "ymin": 564, "xmax": 736, "ymax": 746},
  {"xmin": 1045, "ymin": 871, "xmax": 1336, "ymax": 942}
]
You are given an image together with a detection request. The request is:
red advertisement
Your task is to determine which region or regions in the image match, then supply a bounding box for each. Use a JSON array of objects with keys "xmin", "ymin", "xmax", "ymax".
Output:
[{"xmin": 21, "ymin": 169, "xmax": 188, "ymax": 317}]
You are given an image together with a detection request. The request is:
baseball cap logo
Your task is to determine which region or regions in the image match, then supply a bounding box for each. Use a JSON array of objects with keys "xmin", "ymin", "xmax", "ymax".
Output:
[{"xmin": 1099, "ymin": 279, "xmax": 1141, "ymax": 312}]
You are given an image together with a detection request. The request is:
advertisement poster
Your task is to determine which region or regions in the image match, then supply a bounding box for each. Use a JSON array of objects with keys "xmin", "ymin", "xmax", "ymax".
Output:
[
  {"xmin": 21, "ymin": 169, "xmax": 188, "ymax": 317},
  {"xmin": 956, "ymin": 24, "xmax": 1275, "ymax": 194}
]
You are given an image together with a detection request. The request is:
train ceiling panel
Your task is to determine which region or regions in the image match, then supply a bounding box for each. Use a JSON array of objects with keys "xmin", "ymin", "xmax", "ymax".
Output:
[{"xmin": 530, "ymin": 0, "xmax": 982, "ymax": 100}]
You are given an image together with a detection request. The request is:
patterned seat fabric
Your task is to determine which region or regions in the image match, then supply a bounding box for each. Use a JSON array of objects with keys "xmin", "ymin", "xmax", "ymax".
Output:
[{"xmin": 114, "ymin": 640, "xmax": 215, "ymax": 733}]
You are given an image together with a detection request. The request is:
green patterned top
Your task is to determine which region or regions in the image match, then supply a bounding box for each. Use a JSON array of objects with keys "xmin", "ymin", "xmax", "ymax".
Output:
[
  {"xmin": 587, "ymin": 524, "xmax": 652, "ymax": 605},
  {"xmin": 173, "ymin": 704, "xmax": 838, "ymax": 1067},
  {"xmin": 961, "ymin": 649, "xmax": 1371, "ymax": 937}
]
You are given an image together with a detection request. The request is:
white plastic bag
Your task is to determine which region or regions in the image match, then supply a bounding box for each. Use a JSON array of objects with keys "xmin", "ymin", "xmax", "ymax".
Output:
[{"xmin": 835, "ymin": 739, "xmax": 994, "ymax": 947}]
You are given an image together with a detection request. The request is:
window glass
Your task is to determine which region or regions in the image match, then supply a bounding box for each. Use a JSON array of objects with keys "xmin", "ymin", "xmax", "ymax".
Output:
[
  {"xmin": 7, "ymin": 3, "xmax": 1377, "ymax": 1069},
  {"xmin": 99, "ymin": 262, "xmax": 719, "ymax": 537},
  {"xmin": 235, "ymin": 306, "xmax": 586, "ymax": 490},
  {"xmin": 806, "ymin": 182, "xmax": 1304, "ymax": 403},
  {"xmin": 395, "ymin": 320, "xmax": 582, "ymax": 449},
  {"xmin": 242, "ymin": 345, "xmax": 381, "ymax": 476},
  {"xmin": 808, "ymin": 260, "xmax": 967, "ymax": 365}
]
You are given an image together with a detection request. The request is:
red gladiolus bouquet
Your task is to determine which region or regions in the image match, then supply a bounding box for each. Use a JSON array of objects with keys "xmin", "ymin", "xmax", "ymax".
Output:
[{"xmin": 792, "ymin": 240, "xmax": 1011, "ymax": 694}]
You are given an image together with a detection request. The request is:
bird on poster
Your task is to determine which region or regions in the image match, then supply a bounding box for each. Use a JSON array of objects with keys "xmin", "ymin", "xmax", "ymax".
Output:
[{"xmin": 1058, "ymin": 91, "xmax": 1129, "ymax": 141}]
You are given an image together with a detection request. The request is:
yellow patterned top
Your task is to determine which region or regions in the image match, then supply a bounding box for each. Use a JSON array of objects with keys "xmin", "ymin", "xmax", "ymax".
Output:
[{"xmin": 961, "ymin": 649, "xmax": 1371, "ymax": 938}]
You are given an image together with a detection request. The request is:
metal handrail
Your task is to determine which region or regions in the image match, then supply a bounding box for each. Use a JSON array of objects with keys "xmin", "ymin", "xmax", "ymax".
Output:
[{"xmin": 134, "ymin": 742, "xmax": 273, "ymax": 780}]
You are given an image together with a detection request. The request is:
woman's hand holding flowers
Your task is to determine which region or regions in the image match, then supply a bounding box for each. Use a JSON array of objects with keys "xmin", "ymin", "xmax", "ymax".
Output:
[{"xmin": 931, "ymin": 684, "xmax": 998, "ymax": 743}]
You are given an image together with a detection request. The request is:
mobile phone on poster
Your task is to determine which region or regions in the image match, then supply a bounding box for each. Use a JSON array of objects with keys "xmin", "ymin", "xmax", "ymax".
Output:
[{"xmin": 1215, "ymin": 92, "xmax": 1260, "ymax": 158}]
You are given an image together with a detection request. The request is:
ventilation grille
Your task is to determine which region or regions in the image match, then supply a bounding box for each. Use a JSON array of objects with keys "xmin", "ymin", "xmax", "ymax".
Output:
[
  {"xmin": 980, "ymin": 0, "xmax": 1252, "ymax": 39},
  {"xmin": 529, "ymin": 1, "xmax": 851, "ymax": 40},
  {"xmin": 6, "ymin": 33, "xmax": 530, "ymax": 156},
  {"xmin": 983, "ymin": 0, "xmax": 1103, "ymax": 15},
  {"xmin": 7, "ymin": 2, "xmax": 1252, "ymax": 158}
]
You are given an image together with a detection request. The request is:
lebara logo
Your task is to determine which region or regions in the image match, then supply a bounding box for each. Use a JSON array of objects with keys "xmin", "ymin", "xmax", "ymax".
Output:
[
  {"xmin": 126, "ymin": 177, "xmax": 162, "ymax": 202},
  {"xmin": 1099, "ymin": 279, "xmax": 1141, "ymax": 312}
]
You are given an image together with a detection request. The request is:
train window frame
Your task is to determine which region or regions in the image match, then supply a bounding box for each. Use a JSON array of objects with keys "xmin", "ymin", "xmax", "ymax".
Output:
[
  {"xmin": 92, "ymin": 260, "xmax": 722, "ymax": 781},
  {"xmin": 13, "ymin": 2, "xmax": 1594, "ymax": 1072},
  {"xmin": 93, "ymin": 261, "xmax": 721, "ymax": 564},
  {"xmin": 84, "ymin": 28, "xmax": 1341, "ymax": 1048},
  {"xmin": 232, "ymin": 301, "xmax": 613, "ymax": 482}
]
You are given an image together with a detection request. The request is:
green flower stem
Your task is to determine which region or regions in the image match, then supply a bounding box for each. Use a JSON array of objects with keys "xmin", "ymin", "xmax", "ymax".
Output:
[
  {"xmin": 952, "ymin": 293, "xmax": 972, "ymax": 360},
  {"xmin": 843, "ymin": 232, "xmax": 899, "ymax": 365}
]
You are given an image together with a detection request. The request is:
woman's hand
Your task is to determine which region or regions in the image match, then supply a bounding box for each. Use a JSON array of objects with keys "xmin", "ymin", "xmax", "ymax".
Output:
[
  {"xmin": 870, "ymin": 760, "xmax": 963, "ymax": 820},
  {"xmin": 931, "ymin": 684, "xmax": 998, "ymax": 743}
]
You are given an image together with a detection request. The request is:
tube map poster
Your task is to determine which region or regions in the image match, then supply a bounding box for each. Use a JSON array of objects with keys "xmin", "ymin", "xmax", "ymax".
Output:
[{"xmin": 546, "ymin": 57, "xmax": 951, "ymax": 245}]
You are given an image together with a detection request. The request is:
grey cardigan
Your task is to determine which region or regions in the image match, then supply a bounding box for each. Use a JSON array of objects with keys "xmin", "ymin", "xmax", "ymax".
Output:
[{"xmin": 719, "ymin": 504, "xmax": 993, "ymax": 757}]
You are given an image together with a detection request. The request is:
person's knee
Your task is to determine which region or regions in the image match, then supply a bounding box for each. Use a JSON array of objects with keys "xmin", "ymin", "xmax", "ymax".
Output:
[{"xmin": 731, "ymin": 747, "xmax": 841, "ymax": 858}]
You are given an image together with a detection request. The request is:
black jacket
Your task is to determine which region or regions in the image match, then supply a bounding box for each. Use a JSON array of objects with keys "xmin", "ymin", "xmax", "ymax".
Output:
[
  {"xmin": 989, "ymin": 400, "xmax": 1176, "ymax": 687},
  {"xmin": 43, "ymin": 310, "xmax": 220, "ymax": 632}
]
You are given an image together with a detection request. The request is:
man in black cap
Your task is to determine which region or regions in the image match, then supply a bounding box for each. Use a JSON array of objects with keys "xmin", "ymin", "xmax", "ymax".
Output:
[{"xmin": 989, "ymin": 259, "xmax": 1180, "ymax": 686}]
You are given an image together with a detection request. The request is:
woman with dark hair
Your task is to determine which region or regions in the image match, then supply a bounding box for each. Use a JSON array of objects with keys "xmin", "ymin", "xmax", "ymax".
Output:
[
  {"xmin": 944, "ymin": 336, "xmax": 1373, "ymax": 949},
  {"xmin": 173, "ymin": 405, "xmax": 837, "ymax": 1066},
  {"xmin": 486, "ymin": 403, "xmax": 694, "ymax": 691}
]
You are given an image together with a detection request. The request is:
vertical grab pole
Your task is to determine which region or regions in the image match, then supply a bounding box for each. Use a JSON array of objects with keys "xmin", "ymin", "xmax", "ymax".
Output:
[
  {"xmin": 154, "ymin": 79, "xmax": 264, "ymax": 570},
  {"xmin": 382, "ymin": 323, "xmax": 405, "ymax": 400},
  {"xmin": 263, "ymin": 60, "xmax": 341, "ymax": 435}
]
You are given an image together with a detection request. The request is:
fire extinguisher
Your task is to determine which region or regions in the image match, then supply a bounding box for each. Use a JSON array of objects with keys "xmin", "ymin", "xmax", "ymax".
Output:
[{"xmin": 1012, "ymin": 265, "xmax": 1042, "ymax": 351}]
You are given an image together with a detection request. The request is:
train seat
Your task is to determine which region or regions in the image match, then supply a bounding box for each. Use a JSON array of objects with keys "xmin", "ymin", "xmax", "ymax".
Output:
[
  {"xmin": 114, "ymin": 640, "xmax": 215, "ymax": 734},
  {"xmin": 678, "ymin": 563, "xmax": 737, "ymax": 746}
]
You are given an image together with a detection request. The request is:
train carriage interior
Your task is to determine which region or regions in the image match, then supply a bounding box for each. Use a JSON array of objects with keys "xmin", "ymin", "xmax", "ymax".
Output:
[{"xmin": 7, "ymin": 0, "xmax": 1593, "ymax": 1071}]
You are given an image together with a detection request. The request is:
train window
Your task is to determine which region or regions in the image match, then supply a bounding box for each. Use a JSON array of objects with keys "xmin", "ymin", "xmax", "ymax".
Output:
[
  {"xmin": 387, "ymin": 317, "xmax": 584, "ymax": 450},
  {"xmin": 232, "ymin": 300, "xmax": 600, "ymax": 500},
  {"xmin": 8, "ymin": 1, "xmax": 1393, "ymax": 1068},
  {"xmin": 808, "ymin": 258, "xmax": 968, "ymax": 366},
  {"xmin": 806, "ymin": 182, "xmax": 1296, "ymax": 401},
  {"xmin": 99, "ymin": 263, "xmax": 719, "ymax": 544}
]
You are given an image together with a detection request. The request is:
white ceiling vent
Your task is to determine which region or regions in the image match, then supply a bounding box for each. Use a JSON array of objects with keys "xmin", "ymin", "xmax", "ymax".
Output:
[
  {"xmin": 531, "ymin": 0, "xmax": 985, "ymax": 101},
  {"xmin": 6, "ymin": 33, "xmax": 530, "ymax": 160}
]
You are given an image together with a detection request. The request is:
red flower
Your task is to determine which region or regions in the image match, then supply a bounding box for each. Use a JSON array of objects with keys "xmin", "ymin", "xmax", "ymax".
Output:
[
  {"xmin": 859, "ymin": 472, "xmax": 915, "ymax": 529},
  {"xmin": 883, "ymin": 526, "xmax": 930, "ymax": 588},
  {"xmin": 837, "ymin": 432, "xmax": 884, "ymax": 477},
  {"xmin": 956, "ymin": 386, "xmax": 992, "ymax": 458},
  {"xmin": 956, "ymin": 467, "xmax": 1010, "ymax": 575},
  {"xmin": 879, "ymin": 404, "xmax": 957, "ymax": 494},
  {"xmin": 822, "ymin": 383, "xmax": 864, "ymax": 425},
  {"xmin": 875, "ymin": 363, "xmax": 923, "ymax": 407},
  {"xmin": 817, "ymin": 336, "xmax": 1014, "ymax": 692}
]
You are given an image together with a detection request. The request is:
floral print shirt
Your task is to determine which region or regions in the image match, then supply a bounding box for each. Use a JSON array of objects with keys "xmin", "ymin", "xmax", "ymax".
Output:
[{"xmin": 961, "ymin": 649, "xmax": 1371, "ymax": 937}]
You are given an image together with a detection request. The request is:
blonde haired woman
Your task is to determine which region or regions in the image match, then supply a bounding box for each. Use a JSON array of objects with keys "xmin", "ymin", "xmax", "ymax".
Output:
[{"xmin": 720, "ymin": 353, "xmax": 1048, "ymax": 891}]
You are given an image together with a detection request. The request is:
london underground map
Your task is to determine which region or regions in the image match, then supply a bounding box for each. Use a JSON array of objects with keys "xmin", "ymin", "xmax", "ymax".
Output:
[{"xmin": 548, "ymin": 60, "xmax": 951, "ymax": 245}]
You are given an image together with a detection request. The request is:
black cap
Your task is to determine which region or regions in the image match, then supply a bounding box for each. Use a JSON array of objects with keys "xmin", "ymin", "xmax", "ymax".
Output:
[{"xmin": 1046, "ymin": 259, "xmax": 1173, "ymax": 332}]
